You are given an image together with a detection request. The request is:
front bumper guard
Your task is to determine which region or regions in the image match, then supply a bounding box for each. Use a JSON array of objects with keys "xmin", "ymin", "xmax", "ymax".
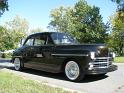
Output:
[{"xmin": 87, "ymin": 64, "xmax": 118, "ymax": 75}]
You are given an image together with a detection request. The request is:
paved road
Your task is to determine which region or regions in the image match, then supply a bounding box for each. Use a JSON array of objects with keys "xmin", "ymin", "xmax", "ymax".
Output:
[
  {"xmin": 0, "ymin": 59, "xmax": 124, "ymax": 93},
  {"xmin": 0, "ymin": 58, "xmax": 13, "ymax": 69}
]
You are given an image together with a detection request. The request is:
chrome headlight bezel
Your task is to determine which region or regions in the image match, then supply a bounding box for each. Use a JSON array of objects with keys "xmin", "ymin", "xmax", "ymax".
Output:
[
  {"xmin": 90, "ymin": 52, "xmax": 95, "ymax": 59},
  {"xmin": 111, "ymin": 52, "xmax": 116, "ymax": 58}
]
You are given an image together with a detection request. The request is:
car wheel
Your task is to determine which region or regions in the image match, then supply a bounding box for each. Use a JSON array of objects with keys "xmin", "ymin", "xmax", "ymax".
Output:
[
  {"xmin": 65, "ymin": 61, "xmax": 84, "ymax": 82},
  {"xmin": 14, "ymin": 58, "xmax": 23, "ymax": 71}
]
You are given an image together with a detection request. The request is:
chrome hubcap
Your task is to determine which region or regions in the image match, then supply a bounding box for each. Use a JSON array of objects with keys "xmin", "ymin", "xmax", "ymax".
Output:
[
  {"xmin": 65, "ymin": 61, "xmax": 79, "ymax": 80},
  {"xmin": 14, "ymin": 58, "xmax": 20, "ymax": 70}
]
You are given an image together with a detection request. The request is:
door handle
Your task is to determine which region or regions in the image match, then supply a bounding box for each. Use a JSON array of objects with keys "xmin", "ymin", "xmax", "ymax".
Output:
[{"xmin": 30, "ymin": 47, "xmax": 34, "ymax": 50}]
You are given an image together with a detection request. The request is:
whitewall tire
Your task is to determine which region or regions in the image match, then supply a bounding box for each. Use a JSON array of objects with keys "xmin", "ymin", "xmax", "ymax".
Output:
[
  {"xmin": 14, "ymin": 58, "xmax": 22, "ymax": 71},
  {"xmin": 65, "ymin": 61, "xmax": 84, "ymax": 81}
]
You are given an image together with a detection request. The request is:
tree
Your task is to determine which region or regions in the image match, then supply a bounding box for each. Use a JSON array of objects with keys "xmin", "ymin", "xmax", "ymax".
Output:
[
  {"xmin": 3, "ymin": 16, "xmax": 29, "ymax": 49},
  {"xmin": 109, "ymin": 0, "xmax": 124, "ymax": 56},
  {"xmin": 73, "ymin": 1, "xmax": 108, "ymax": 43},
  {"xmin": 49, "ymin": 0, "xmax": 107, "ymax": 43},
  {"xmin": 30, "ymin": 28, "xmax": 44, "ymax": 34},
  {"xmin": 111, "ymin": 0, "xmax": 124, "ymax": 4},
  {"xmin": 111, "ymin": 0, "xmax": 124, "ymax": 10},
  {"xmin": 5, "ymin": 15, "xmax": 29, "ymax": 33},
  {"xmin": 0, "ymin": 0, "xmax": 8, "ymax": 16},
  {"xmin": 0, "ymin": 26, "xmax": 14, "ymax": 51},
  {"xmin": 49, "ymin": 6, "xmax": 72, "ymax": 32},
  {"xmin": 108, "ymin": 12, "xmax": 124, "ymax": 56},
  {"xmin": 111, "ymin": 0, "xmax": 124, "ymax": 18}
]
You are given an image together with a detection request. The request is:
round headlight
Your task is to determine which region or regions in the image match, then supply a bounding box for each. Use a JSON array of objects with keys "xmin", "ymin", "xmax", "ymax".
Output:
[
  {"xmin": 112, "ymin": 52, "xmax": 116, "ymax": 58},
  {"xmin": 90, "ymin": 52, "xmax": 95, "ymax": 59}
]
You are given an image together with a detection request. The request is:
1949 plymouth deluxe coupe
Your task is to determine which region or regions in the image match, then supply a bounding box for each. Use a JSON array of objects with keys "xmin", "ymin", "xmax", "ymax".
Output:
[{"xmin": 12, "ymin": 32, "xmax": 117, "ymax": 81}]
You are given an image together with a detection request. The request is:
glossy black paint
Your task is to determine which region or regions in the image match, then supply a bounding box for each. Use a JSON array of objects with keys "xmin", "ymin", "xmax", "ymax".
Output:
[{"xmin": 12, "ymin": 32, "xmax": 117, "ymax": 74}]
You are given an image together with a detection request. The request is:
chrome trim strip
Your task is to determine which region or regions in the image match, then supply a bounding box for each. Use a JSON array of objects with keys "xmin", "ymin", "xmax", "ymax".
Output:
[
  {"xmin": 92, "ymin": 62, "xmax": 109, "ymax": 64},
  {"xmin": 36, "ymin": 54, "xmax": 43, "ymax": 58},
  {"xmin": 13, "ymin": 56, "xmax": 23, "ymax": 58},
  {"xmin": 51, "ymin": 54, "xmax": 89, "ymax": 57},
  {"xmin": 89, "ymin": 66, "xmax": 108, "ymax": 69},
  {"xmin": 94, "ymin": 57, "xmax": 111, "ymax": 59}
]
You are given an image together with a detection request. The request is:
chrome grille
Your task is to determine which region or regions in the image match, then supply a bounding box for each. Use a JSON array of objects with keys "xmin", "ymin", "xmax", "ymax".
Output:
[
  {"xmin": 91, "ymin": 57, "xmax": 112, "ymax": 68},
  {"xmin": 93, "ymin": 63, "xmax": 108, "ymax": 68}
]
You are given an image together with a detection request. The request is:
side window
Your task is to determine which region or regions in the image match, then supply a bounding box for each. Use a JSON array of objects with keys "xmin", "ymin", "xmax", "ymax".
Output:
[
  {"xmin": 25, "ymin": 38, "xmax": 34, "ymax": 46},
  {"xmin": 34, "ymin": 35, "xmax": 46, "ymax": 46}
]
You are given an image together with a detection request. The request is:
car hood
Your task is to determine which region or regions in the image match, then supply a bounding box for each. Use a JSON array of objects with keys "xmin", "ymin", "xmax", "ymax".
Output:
[{"xmin": 55, "ymin": 44, "xmax": 109, "ymax": 57}]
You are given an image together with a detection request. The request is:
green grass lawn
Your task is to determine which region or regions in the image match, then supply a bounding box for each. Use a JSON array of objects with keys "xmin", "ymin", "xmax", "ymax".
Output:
[
  {"xmin": 0, "ymin": 70, "xmax": 73, "ymax": 93},
  {"xmin": 114, "ymin": 57, "xmax": 124, "ymax": 63}
]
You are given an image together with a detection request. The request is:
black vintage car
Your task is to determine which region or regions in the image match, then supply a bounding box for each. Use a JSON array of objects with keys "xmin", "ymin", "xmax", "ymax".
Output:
[{"xmin": 12, "ymin": 32, "xmax": 117, "ymax": 81}]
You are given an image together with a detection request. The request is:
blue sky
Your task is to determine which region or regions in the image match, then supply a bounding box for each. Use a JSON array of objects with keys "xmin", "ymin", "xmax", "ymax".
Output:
[{"xmin": 0, "ymin": 0, "xmax": 117, "ymax": 29}]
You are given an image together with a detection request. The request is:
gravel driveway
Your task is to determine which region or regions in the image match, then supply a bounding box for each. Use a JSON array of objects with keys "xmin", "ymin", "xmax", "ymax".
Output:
[{"xmin": 0, "ymin": 59, "xmax": 124, "ymax": 93}]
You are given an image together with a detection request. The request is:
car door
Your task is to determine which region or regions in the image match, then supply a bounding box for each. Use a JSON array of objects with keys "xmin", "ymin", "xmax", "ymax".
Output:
[
  {"xmin": 22, "ymin": 36, "xmax": 36, "ymax": 68},
  {"xmin": 40, "ymin": 34, "xmax": 59, "ymax": 72},
  {"xmin": 32, "ymin": 33, "xmax": 63, "ymax": 72},
  {"xmin": 23, "ymin": 34, "xmax": 47, "ymax": 70}
]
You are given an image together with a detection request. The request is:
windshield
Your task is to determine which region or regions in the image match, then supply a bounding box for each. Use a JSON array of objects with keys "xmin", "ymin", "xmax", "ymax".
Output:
[{"xmin": 51, "ymin": 32, "xmax": 78, "ymax": 45}]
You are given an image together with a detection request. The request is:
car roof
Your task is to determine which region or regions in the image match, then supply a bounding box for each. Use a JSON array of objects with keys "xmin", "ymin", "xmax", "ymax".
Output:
[{"xmin": 28, "ymin": 32, "xmax": 63, "ymax": 38}]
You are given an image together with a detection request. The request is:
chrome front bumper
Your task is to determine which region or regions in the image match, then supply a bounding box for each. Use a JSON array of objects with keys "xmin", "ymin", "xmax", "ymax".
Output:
[
  {"xmin": 87, "ymin": 64, "xmax": 117, "ymax": 74},
  {"xmin": 87, "ymin": 57, "xmax": 117, "ymax": 74}
]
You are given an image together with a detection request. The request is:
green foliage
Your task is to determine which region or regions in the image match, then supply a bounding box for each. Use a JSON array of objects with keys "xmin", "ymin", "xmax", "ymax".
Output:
[
  {"xmin": 108, "ymin": 12, "xmax": 124, "ymax": 56},
  {"xmin": 49, "ymin": 0, "xmax": 108, "ymax": 43},
  {"xmin": 0, "ymin": 26, "xmax": 14, "ymax": 51},
  {"xmin": 49, "ymin": 6, "xmax": 74, "ymax": 32},
  {"xmin": 30, "ymin": 28, "xmax": 44, "ymax": 34},
  {"xmin": 111, "ymin": 0, "xmax": 124, "ymax": 17},
  {"xmin": 0, "ymin": 0, "xmax": 8, "ymax": 16},
  {"xmin": 111, "ymin": 0, "xmax": 123, "ymax": 4},
  {"xmin": 2, "ymin": 52, "xmax": 12, "ymax": 58},
  {"xmin": 5, "ymin": 15, "xmax": 29, "ymax": 33},
  {"xmin": 4, "ymin": 15, "xmax": 29, "ymax": 49},
  {"xmin": 73, "ymin": 1, "xmax": 108, "ymax": 43},
  {"xmin": 0, "ymin": 16, "xmax": 29, "ymax": 51}
]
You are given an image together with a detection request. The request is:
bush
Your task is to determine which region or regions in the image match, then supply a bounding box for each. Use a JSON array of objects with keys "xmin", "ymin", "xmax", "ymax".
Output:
[{"xmin": 2, "ymin": 53, "xmax": 12, "ymax": 58}]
